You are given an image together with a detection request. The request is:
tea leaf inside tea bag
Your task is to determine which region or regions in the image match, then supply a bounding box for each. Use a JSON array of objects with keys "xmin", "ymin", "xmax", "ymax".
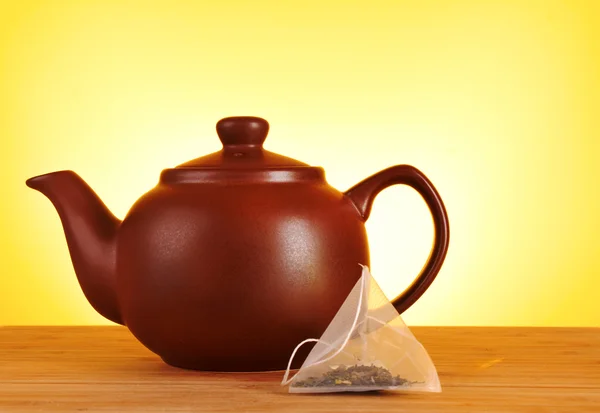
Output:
[{"xmin": 292, "ymin": 364, "xmax": 410, "ymax": 388}]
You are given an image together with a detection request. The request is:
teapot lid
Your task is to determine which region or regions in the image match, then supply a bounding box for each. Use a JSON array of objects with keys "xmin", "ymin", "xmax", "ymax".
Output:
[{"xmin": 176, "ymin": 116, "xmax": 310, "ymax": 169}]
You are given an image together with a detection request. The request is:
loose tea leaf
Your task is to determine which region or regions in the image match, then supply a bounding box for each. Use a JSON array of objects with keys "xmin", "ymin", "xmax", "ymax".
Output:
[{"xmin": 292, "ymin": 364, "xmax": 409, "ymax": 388}]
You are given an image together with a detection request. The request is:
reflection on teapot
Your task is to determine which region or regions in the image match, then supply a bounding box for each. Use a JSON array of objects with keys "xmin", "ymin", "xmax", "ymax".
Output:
[{"xmin": 26, "ymin": 116, "xmax": 449, "ymax": 371}]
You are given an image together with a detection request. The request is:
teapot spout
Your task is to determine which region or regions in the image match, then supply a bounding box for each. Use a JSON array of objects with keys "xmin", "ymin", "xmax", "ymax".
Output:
[{"xmin": 26, "ymin": 170, "xmax": 123, "ymax": 325}]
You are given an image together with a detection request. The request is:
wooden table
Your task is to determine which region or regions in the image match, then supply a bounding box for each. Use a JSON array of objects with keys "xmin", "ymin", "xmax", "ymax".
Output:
[{"xmin": 0, "ymin": 327, "xmax": 598, "ymax": 412}]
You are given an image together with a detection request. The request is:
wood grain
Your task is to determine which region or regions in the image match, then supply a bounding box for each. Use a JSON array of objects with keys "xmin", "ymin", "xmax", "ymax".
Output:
[{"xmin": 1, "ymin": 326, "xmax": 599, "ymax": 412}]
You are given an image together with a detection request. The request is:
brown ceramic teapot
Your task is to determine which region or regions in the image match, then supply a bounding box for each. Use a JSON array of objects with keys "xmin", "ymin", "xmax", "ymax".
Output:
[{"xmin": 26, "ymin": 116, "xmax": 449, "ymax": 372}]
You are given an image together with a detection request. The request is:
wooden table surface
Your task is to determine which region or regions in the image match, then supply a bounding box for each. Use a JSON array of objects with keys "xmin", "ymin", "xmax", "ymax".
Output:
[{"xmin": 0, "ymin": 327, "xmax": 599, "ymax": 412}]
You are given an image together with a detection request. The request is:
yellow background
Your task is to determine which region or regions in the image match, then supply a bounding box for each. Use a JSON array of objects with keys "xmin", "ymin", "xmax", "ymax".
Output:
[{"xmin": 1, "ymin": 0, "xmax": 598, "ymax": 326}]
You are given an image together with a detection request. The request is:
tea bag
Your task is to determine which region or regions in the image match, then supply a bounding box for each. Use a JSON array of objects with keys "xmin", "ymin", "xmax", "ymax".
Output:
[{"xmin": 281, "ymin": 264, "xmax": 441, "ymax": 393}]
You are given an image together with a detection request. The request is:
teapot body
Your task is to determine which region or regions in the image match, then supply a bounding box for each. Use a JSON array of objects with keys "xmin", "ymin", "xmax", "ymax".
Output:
[
  {"xmin": 26, "ymin": 116, "xmax": 450, "ymax": 372},
  {"xmin": 116, "ymin": 175, "xmax": 368, "ymax": 371}
]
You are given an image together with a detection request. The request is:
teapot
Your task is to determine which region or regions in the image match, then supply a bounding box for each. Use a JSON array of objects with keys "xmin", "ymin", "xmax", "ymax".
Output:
[{"xmin": 26, "ymin": 116, "xmax": 449, "ymax": 372}]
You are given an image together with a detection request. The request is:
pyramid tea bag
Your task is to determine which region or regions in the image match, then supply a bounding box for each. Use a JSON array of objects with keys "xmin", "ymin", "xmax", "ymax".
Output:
[{"xmin": 281, "ymin": 265, "xmax": 441, "ymax": 393}]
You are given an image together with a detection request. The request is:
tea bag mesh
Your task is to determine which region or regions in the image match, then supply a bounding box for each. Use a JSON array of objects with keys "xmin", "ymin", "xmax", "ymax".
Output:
[{"xmin": 281, "ymin": 265, "xmax": 441, "ymax": 393}]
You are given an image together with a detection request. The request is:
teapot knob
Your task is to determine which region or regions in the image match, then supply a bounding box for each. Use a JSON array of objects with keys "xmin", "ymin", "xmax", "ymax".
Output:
[{"xmin": 216, "ymin": 116, "xmax": 269, "ymax": 147}]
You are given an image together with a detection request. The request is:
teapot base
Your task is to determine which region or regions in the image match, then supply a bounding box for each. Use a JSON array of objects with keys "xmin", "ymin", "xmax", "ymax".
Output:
[{"xmin": 160, "ymin": 356, "xmax": 301, "ymax": 373}]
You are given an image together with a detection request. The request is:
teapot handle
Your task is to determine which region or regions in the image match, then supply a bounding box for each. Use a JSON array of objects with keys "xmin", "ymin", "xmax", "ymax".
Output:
[{"xmin": 344, "ymin": 165, "xmax": 450, "ymax": 314}]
